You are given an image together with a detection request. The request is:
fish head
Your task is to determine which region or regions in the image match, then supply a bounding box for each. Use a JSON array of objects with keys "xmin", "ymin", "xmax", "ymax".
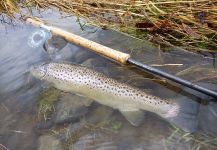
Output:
[
  {"xmin": 30, "ymin": 62, "xmax": 81, "ymax": 92},
  {"xmin": 30, "ymin": 63, "xmax": 48, "ymax": 79}
]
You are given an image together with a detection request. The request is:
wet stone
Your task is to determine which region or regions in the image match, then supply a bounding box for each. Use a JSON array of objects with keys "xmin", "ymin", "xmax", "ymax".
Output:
[
  {"xmin": 54, "ymin": 94, "xmax": 89, "ymax": 124},
  {"xmin": 117, "ymin": 136, "xmax": 137, "ymax": 150},
  {"xmin": 38, "ymin": 135, "xmax": 62, "ymax": 150},
  {"xmin": 87, "ymin": 105, "xmax": 114, "ymax": 124},
  {"xmin": 69, "ymin": 131, "xmax": 117, "ymax": 150}
]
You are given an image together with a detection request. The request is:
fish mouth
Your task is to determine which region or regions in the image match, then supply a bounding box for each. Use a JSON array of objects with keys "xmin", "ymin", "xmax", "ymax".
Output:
[{"xmin": 30, "ymin": 62, "xmax": 48, "ymax": 79}]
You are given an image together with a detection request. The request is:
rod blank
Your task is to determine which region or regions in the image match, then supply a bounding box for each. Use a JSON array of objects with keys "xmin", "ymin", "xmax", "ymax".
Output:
[{"xmin": 127, "ymin": 58, "xmax": 217, "ymax": 99}]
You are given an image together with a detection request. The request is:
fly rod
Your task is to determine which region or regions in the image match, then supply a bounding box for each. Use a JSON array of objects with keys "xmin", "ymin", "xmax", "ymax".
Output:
[{"xmin": 26, "ymin": 18, "xmax": 217, "ymax": 99}]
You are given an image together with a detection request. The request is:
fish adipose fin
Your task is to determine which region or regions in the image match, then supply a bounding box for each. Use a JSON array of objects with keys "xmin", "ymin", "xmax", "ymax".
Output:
[
  {"xmin": 120, "ymin": 109, "xmax": 145, "ymax": 126},
  {"xmin": 164, "ymin": 96, "xmax": 200, "ymax": 133}
]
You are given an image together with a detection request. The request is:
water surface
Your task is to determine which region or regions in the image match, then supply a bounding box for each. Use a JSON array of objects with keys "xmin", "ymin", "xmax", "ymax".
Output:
[{"xmin": 0, "ymin": 9, "xmax": 217, "ymax": 150}]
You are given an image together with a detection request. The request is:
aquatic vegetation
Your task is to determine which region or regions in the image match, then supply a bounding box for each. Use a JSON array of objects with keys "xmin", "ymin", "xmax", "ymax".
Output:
[
  {"xmin": 64, "ymin": 121, "xmax": 114, "ymax": 147},
  {"xmin": 110, "ymin": 121, "xmax": 122, "ymax": 130},
  {"xmin": 165, "ymin": 126, "xmax": 217, "ymax": 150},
  {"xmin": 62, "ymin": 120, "xmax": 120, "ymax": 148},
  {"xmin": 84, "ymin": 121, "xmax": 111, "ymax": 132},
  {"xmin": 49, "ymin": 121, "xmax": 110, "ymax": 148},
  {"xmin": 38, "ymin": 87, "xmax": 62, "ymax": 121},
  {"xmin": 84, "ymin": 120, "xmax": 123, "ymax": 132}
]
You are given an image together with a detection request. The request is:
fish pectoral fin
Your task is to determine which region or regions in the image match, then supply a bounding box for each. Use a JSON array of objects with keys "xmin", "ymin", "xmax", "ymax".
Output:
[
  {"xmin": 119, "ymin": 109, "xmax": 145, "ymax": 127},
  {"xmin": 73, "ymin": 93, "xmax": 93, "ymax": 106}
]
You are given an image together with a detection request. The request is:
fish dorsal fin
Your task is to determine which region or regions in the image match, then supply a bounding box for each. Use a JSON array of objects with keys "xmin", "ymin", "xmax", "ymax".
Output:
[{"xmin": 119, "ymin": 109, "xmax": 145, "ymax": 126}]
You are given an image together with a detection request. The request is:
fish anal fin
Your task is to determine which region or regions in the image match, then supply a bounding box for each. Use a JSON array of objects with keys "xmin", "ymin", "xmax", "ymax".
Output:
[{"xmin": 120, "ymin": 109, "xmax": 145, "ymax": 126}]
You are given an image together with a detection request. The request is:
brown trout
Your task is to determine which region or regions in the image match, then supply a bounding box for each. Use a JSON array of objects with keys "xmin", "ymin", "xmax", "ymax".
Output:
[{"xmin": 31, "ymin": 62, "xmax": 199, "ymax": 132}]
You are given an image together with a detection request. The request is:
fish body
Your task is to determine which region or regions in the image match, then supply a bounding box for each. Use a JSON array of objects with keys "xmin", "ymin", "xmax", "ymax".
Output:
[{"xmin": 31, "ymin": 62, "xmax": 199, "ymax": 132}]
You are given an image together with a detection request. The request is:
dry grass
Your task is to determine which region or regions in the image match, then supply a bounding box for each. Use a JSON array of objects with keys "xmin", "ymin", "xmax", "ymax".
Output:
[
  {"xmin": 0, "ymin": 0, "xmax": 19, "ymax": 17},
  {"xmin": 1, "ymin": 0, "xmax": 217, "ymax": 53}
]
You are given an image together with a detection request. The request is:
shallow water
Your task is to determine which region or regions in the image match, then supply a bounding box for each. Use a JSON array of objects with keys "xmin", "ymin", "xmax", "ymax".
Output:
[{"xmin": 0, "ymin": 9, "xmax": 217, "ymax": 150}]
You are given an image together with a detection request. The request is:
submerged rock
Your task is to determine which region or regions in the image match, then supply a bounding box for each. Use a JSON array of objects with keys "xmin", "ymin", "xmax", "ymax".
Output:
[
  {"xmin": 199, "ymin": 102, "xmax": 217, "ymax": 135},
  {"xmin": 38, "ymin": 135, "xmax": 62, "ymax": 150},
  {"xmin": 54, "ymin": 94, "xmax": 90, "ymax": 125},
  {"xmin": 36, "ymin": 93, "xmax": 90, "ymax": 129},
  {"xmin": 69, "ymin": 131, "xmax": 117, "ymax": 150},
  {"xmin": 87, "ymin": 105, "xmax": 114, "ymax": 124}
]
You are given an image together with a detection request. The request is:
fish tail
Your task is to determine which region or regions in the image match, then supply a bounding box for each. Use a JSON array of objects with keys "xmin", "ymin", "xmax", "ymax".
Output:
[{"xmin": 163, "ymin": 96, "xmax": 200, "ymax": 133}]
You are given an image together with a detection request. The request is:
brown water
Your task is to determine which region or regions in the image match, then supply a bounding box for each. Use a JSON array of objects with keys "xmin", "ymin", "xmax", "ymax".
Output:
[{"xmin": 0, "ymin": 9, "xmax": 217, "ymax": 150}]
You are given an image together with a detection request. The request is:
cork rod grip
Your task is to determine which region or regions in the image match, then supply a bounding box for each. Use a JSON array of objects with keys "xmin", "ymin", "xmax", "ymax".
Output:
[{"xmin": 26, "ymin": 18, "xmax": 130, "ymax": 64}]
